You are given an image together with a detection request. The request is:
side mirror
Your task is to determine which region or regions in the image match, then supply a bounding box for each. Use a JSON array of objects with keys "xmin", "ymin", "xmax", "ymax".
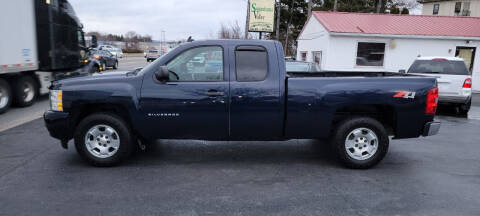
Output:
[
  {"xmin": 91, "ymin": 35, "xmax": 98, "ymax": 48},
  {"xmin": 155, "ymin": 66, "xmax": 170, "ymax": 82},
  {"xmin": 399, "ymin": 69, "xmax": 406, "ymax": 74}
]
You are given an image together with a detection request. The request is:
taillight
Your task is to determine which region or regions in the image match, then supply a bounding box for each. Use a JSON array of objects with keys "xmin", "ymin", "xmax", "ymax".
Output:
[
  {"xmin": 463, "ymin": 78, "xmax": 472, "ymax": 88},
  {"xmin": 94, "ymin": 55, "xmax": 101, "ymax": 59},
  {"xmin": 425, "ymin": 87, "xmax": 438, "ymax": 115}
]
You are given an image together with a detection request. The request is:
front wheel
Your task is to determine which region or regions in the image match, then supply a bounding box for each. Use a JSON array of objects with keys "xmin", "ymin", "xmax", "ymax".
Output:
[
  {"xmin": 74, "ymin": 113, "xmax": 134, "ymax": 166},
  {"xmin": 331, "ymin": 117, "xmax": 389, "ymax": 169},
  {"xmin": 113, "ymin": 61, "xmax": 118, "ymax": 69}
]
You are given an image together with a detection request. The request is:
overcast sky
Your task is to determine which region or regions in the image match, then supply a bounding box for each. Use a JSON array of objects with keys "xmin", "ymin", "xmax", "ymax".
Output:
[
  {"xmin": 70, "ymin": 0, "xmax": 422, "ymax": 41},
  {"xmin": 70, "ymin": 0, "xmax": 249, "ymax": 41}
]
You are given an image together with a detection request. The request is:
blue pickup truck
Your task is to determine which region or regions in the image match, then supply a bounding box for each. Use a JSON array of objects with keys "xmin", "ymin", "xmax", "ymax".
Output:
[{"xmin": 44, "ymin": 40, "xmax": 440, "ymax": 169}]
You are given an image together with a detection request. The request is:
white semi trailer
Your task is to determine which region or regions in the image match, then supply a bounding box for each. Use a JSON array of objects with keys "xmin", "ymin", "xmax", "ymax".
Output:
[{"xmin": 0, "ymin": 0, "xmax": 95, "ymax": 114}]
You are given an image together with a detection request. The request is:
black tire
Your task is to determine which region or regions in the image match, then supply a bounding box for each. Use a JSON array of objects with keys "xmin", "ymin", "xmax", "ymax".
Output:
[
  {"xmin": 90, "ymin": 64, "xmax": 100, "ymax": 73},
  {"xmin": 113, "ymin": 61, "xmax": 118, "ymax": 69},
  {"xmin": 457, "ymin": 99, "xmax": 471, "ymax": 115},
  {"xmin": 102, "ymin": 62, "xmax": 106, "ymax": 71},
  {"xmin": 331, "ymin": 117, "xmax": 389, "ymax": 169},
  {"xmin": 0, "ymin": 78, "xmax": 12, "ymax": 114},
  {"xmin": 13, "ymin": 75, "xmax": 37, "ymax": 107},
  {"xmin": 74, "ymin": 113, "xmax": 134, "ymax": 167}
]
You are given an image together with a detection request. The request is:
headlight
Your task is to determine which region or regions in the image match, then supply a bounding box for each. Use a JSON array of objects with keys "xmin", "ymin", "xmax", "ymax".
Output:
[{"xmin": 50, "ymin": 90, "xmax": 63, "ymax": 111}]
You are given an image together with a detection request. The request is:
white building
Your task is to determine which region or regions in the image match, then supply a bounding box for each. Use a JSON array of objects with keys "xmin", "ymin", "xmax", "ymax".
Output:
[
  {"xmin": 297, "ymin": 11, "xmax": 480, "ymax": 91},
  {"xmin": 421, "ymin": 0, "xmax": 480, "ymax": 17}
]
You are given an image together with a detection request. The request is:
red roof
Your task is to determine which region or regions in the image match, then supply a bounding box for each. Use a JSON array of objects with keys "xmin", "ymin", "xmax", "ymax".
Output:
[{"xmin": 311, "ymin": 11, "xmax": 480, "ymax": 38}]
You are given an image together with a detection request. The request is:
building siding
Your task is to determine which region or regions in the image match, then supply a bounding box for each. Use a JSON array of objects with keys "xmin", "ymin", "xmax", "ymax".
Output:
[{"xmin": 422, "ymin": 0, "xmax": 480, "ymax": 17}]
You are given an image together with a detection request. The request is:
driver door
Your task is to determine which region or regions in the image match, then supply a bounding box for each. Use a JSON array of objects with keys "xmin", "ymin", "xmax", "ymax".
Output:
[{"xmin": 139, "ymin": 46, "xmax": 229, "ymax": 139}]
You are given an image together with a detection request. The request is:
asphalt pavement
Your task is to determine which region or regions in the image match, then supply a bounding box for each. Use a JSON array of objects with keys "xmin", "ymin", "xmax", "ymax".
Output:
[{"xmin": 1, "ymin": 110, "xmax": 480, "ymax": 215}]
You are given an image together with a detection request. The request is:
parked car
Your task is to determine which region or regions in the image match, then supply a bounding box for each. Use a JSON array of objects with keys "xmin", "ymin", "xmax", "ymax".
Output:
[
  {"xmin": 44, "ymin": 40, "xmax": 440, "ymax": 169},
  {"xmin": 90, "ymin": 50, "xmax": 118, "ymax": 71},
  {"xmin": 110, "ymin": 48, "xmax": 123, "ymax": 58},
  {"xmin": 286, "ymin": 61, "xmax": 320, "ymax": 72},
  {"xmin": 146, "ymin": 50, "xmax": 160, "ymax": 62},
  {"xmin": 404, "ymin": 57, "xmax": 472, "ymax": 114}
]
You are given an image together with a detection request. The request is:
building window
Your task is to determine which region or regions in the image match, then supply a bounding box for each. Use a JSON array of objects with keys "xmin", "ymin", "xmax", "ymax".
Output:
[
  {"xmin": 356, "ymin": 42, "xmax": 385, "ymax": 67},
  {"xmin": 455, "ymin": 2, "xmax": 462, "ymax": 14},
  {"xmin": 462, "ymin": 2, "xmax": 471, "ymax": 16},
  {"xmin": 433, "ymin": 4, "xmax": 439, "ymax": 15},
  {"xmin": 312, "ymin": 51, "xmax": 322, "ymax": 69},
  {"xmin": 300, "ymin": 52, "xmax": 307, "ymax": 61}
]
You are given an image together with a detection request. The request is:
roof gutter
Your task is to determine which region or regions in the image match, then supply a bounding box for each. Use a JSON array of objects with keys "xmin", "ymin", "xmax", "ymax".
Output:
[{"xmin": 330, "ymin": 32, "xmax": 480, "ymax": 41}]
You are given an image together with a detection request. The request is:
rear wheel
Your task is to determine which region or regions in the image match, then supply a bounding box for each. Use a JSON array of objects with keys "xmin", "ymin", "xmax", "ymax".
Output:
[
  {"xmin": 74, "ymin": 113, "xmax": 134, "ymax": 166},
  {"xmin": 0, "ymin": 78, "xmax": 12, "ymax": 114},
  {"xmin": 13, "ymin": 75, "xmax": 37, "ymax": 107},
  {"xmin": 331, "ymin": 117, "xmax": 389, "ymax": 169},
  {"xmin": 457, "ymin": 99, "xmax": 471, "ymax": 115}
]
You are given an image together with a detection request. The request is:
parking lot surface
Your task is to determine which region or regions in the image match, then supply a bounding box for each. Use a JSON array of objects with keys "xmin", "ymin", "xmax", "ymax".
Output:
[{"xmin": 1, "ymin": 111, "xmax": 480, "ymax": 215}]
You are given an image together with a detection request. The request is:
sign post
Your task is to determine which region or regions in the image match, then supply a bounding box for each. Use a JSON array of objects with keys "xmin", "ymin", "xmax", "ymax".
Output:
[{"xmin": 247, "ymin": 0, "xmax": 275, "ymax": 39}]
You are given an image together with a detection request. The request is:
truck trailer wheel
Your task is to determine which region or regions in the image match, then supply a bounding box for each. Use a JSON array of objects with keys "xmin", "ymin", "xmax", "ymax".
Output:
[
  {"xmin": 13, "ymin": 75, "xmax": 37, "ymax": 107},
  {"xmin": 74, "ymin": 113, "xmax": 134, "ymax": 167},
  {"xmin": 0, "ymin": 78, "xmax": 12, "ymax": 114},
  {"xmin": 331, "ymin": 117, "xmax": 389, "ymax": 169}
]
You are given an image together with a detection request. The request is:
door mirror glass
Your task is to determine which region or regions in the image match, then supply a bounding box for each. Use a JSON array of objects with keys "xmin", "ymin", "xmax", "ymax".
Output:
[{"xmin": 155, "ymin": 66, "xmax": 170, "ymax": 82}]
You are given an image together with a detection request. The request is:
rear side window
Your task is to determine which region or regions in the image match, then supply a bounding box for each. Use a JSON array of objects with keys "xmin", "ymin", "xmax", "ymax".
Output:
[
  {"xmin": 235, "ymin": 46, "xmax": 268, "ymax": 82},
  {"xmin": 408, "ymin": 60, "xmax": 470, "ymax": 75}
]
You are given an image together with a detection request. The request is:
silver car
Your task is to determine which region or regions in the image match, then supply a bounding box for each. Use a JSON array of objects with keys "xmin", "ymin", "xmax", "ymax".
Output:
[{"xmin": 406, "ymin": 57, "xmax": 472, "ymax": 114}]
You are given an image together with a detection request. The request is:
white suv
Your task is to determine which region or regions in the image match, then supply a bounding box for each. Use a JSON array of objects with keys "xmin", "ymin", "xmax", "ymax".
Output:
[{"xmin": 407, "ymin": 57, "xmax": 472, "ymax": 114}]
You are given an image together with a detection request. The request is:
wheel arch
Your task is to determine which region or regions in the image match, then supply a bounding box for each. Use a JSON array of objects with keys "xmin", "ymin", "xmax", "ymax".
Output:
[{"xmin": 332, "ymin": 104, "xmax": 396, "ymax": 137}]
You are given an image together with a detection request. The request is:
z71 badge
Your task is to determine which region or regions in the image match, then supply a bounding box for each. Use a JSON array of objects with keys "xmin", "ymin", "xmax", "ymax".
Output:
[{"xmin": 393, "ymin": 91, "xmax": 416, "ymax": 99}]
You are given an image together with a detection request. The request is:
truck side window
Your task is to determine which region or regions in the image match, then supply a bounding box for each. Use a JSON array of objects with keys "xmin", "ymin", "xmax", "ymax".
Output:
[
  {"xmin": 235, "ymin": 46, "xmax": 268, "ymax": 82},
  {"xmin": 166, "ymin": 46, "xmax": 223, "ymax": 82}
]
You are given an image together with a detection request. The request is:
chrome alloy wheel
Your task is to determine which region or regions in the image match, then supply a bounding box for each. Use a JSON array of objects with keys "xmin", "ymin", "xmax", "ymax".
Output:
[
  {"xmin": 85, "ymin": 124, "xmax": 120, "ymax": 158},
  {"xmin": 22, "ymin": 81, "xmax": 35, "ymax": 103},
  {"xmin": 345, "ymin": 127, "xmax": 378, "ymax": 160},
  {"xmin": 0, "ymin": 86, "xmax": 8, "ymax": 109}
]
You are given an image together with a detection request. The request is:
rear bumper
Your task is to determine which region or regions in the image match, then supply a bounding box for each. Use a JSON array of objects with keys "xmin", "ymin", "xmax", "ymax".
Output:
[
  {"xmin": 438, "ymin": 95, "xmax": 470, "ymax": 104},
  {"xmin": 423, "ymin": 121, "xmax": 441, "ymax": 136},
  {"xmin": 44, "ymin": 110, "xmax": 72, "ymax": 141}
]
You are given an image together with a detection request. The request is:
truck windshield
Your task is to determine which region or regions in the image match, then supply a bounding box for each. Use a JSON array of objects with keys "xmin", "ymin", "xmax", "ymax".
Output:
[{"xmin": 408, "ymin": 60, "xmax": 470, "ymax": 75}]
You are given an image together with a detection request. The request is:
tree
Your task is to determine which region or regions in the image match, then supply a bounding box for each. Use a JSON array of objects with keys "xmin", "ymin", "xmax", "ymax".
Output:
[{"xmin": 218, "ymin": 21, "xmax": 243, "ymax": 39}]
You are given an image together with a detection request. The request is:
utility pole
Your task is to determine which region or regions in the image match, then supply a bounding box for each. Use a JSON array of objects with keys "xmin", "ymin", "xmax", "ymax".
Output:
[
  {"xmin": 276, "ymin": 0, "xmax": 280, "ymax": 40},
  {"xmin": 376, "ymin": 0, "xmax": 382, "ymax": 13},
  {"xmin": 307, "ymin": 0, "xmax": 312, "ymax": 18},
  {"xmin": 244, "ymin": 0, "xmax": 250, "ymax": 39},
  {"xmin": 333, "ymin": 0, "xmax": 338, "ymax": 11}
]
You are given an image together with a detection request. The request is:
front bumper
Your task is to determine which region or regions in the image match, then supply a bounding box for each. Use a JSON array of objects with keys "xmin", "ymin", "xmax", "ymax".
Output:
[
  {"xmin": 423, "ymin": 121, "xmax": 441, "ymax": 136},
  {"xmin": 44, "ymin": 110, "xmax": 72, "ymax": 141}
]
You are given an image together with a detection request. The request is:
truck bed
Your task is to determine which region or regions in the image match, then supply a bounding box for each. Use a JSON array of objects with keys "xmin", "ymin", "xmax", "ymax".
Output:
[{"xmin": 287, "ymin": 71, "xmax": 413, "ymax": 78}]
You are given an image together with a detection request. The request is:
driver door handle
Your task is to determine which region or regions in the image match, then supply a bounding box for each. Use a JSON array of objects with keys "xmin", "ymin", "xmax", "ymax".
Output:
[{"xmin": 206, "ymin": 90, "xmax": 224, "ymax": 97}]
